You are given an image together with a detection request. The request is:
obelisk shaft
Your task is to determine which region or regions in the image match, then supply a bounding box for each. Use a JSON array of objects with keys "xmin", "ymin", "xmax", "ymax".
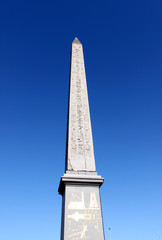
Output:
[
  {"xmin": 66, "ymin": 38, "xmax": 96, "ymax": 172},
  {"xmin": 59, "ymin": 38, "xmax": 105, "ymax": 240}
]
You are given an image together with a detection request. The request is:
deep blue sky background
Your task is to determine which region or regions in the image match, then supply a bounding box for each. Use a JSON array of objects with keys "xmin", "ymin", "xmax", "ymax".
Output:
[{"xmin": 0, "ymin": 0, "xmax": 162, "ymax": 239}]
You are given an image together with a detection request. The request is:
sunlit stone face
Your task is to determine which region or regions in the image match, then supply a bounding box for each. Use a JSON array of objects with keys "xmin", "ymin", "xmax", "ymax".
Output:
[
  {"xmin": 59, "ymin": 38, "xmax": 105, "ymax": 240},
  {"xmin": 67, "ymin": 41, "xmax": 96, "ymax": 172},
  {"xmin": 64, "ymin": 185, "xmax": 105, "ymax": 240}
]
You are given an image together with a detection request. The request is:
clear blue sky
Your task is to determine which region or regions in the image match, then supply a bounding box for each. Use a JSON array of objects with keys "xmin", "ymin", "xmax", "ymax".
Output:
[{"xmin": 0, "ymin": 0, "xmax": 162, "ymax": 239}]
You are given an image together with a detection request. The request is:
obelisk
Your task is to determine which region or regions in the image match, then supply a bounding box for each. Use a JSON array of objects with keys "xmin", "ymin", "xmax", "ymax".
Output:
[{"xmin": 58, "ymin": 37, "xmax": 105, "ymax": 240}]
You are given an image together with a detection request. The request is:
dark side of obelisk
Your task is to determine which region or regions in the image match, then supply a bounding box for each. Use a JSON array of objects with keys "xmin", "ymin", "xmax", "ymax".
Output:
[{"xmin": 58, "ymin": 38, "xmax": 105, "ymax": 240}]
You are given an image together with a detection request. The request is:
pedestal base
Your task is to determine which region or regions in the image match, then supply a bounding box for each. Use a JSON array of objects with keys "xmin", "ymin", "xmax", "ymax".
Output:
[{"xmin": 59, "ymin": 174, "xmax": 105, "ymax": 240}]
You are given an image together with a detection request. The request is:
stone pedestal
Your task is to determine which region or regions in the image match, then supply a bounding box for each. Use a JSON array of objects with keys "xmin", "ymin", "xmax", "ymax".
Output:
[{"xmin": 59, "ymin": 174, "xmax": 105, "ymax": 240}]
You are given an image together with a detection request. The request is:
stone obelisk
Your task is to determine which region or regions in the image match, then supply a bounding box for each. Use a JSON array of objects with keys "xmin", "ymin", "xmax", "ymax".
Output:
[{"xmin": 58, "ymin": 37, "xmax": 105, "ymax": 240}]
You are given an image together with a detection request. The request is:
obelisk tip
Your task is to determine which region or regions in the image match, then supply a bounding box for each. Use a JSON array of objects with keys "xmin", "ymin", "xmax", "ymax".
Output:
[{"xmin": 72, "ymin": 37, "xmax": 82, "ymax": 45}]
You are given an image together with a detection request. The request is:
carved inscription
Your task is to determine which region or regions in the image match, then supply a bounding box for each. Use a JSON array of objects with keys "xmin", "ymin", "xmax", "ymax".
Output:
[{"xmin": 68, "ymin": 41, "xmax": 96, "ymax": 171}]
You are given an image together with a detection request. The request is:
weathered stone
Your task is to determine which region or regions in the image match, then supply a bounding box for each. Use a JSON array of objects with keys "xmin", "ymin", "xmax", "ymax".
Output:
[
  {"xmin": 67, "ymin": 38, "xmax": 96, "ymax": 172},
  {"xmin": 59, "ymin": 38, "xmax": 105, "ymax": 240}
]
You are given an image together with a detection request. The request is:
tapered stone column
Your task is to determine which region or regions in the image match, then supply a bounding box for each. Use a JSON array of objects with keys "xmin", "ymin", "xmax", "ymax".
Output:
[{"xmin": 58, "ymin": 38, "xmax": 105, "ymax": 240}]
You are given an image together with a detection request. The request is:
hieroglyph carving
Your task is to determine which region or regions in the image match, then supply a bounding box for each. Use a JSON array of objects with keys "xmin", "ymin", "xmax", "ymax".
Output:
[{"xmin": 67, "ymin": 42, "xmax": 96, "ymax": 171}]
